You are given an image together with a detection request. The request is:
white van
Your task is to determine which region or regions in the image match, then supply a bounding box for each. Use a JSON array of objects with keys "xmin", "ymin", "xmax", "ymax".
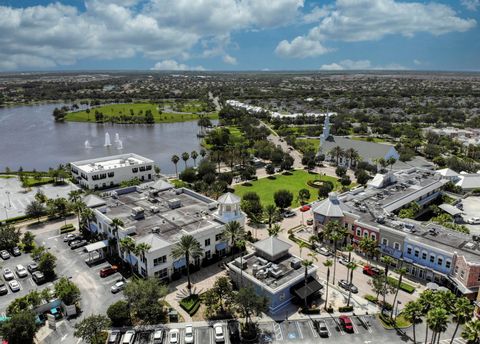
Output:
[{"xmin": 122, "ymin": 330, "xmax": 136, "ymax": 344}]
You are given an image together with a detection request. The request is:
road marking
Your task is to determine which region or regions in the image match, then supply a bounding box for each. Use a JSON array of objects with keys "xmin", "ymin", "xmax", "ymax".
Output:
[
  {"xmin": 361, "ymin": 316, "xmax": 373, "ymax": 333},
  {"xmin": 61, "ymin": 334, "xmax": 68, "ymax": 341},
  {"xmin": 47, "ymin": 234, "xmax": 63, "ymax": 240},
  {"xmin": 308, "ymin": 320, "xmax": 319, "ymax": 338},
  {"xmin": 351, "ymin": 317, "xmax": 359, "ymax": 334},
  {"xmin": 296, "ymin": 321, "xmax": 303, "ymax": 339}
]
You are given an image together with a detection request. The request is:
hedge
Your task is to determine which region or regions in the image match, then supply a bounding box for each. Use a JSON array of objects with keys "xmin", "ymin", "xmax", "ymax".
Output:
[
  {"xmin": 387, "ymin": 277, "xmax": 416, "ymax": 294},
  {"xmin": 179, "ymin": 295, "xmax": 201, "ymax": 316},
  {"xmin": 338, "ymin": 305, "xmax": 354, "ymax": 312},
  {"xmin": 301, "ymin": 307, "xmax": 321, "ymax": 314},
  {"xmin": 5, "ymin": 215, "xmax": 30, "ymax": 224},
  {"xmin": 60, "ymin": 224, "xmax": 76, "ymax": 234}
]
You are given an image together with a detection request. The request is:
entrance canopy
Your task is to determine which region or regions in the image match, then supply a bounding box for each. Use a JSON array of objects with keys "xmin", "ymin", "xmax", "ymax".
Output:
[
  {"xmin": 292, "ymin": 277, "xmax": 323, "ymax": 299},
  {"xmin": 84, "ymin": 240, "xmax": 108, "ymax": 253}
]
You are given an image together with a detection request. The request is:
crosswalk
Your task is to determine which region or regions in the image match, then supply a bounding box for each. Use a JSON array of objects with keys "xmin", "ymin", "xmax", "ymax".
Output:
[{"xmin": 440, "ymin": 338, "xmax": 466, "ymax": 344}]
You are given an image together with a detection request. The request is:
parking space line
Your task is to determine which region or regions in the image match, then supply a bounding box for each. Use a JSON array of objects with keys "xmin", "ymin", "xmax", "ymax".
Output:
[
  {"xmin": 47, "ymin": 234, "xmax": 64, "ymax": 240},
  {"xmin": 308, "ymin": 320, "xmax": 318, "ymax": 338},
  {"xmin": 351, "ymin": 317, "xmax": 359, "ymax": 334},
  {"xmin": 295, "ymin": 321, "xmax": 303, "ymax": 339},
  {"xmin": 273, "ymin": 322, "xmax": 283, "ymax": 341},
  {"xmin": 361, "ymin": 316, "xmax": 373, "ymax": 333}
]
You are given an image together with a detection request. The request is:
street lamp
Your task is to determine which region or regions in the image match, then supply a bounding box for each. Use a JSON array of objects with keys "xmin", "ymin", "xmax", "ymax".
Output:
[
  {"xmin": 394, "ymin": 300, "xmax": 402, "ymax": 321},
  {"xmin": 3, "ymin": 206, "xmax": 8, "ymax": 221}
]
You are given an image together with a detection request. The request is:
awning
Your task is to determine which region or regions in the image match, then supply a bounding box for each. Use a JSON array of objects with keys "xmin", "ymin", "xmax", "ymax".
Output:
[
  {"xmin": 173, "ymin": 258, "xmax": 186, "ymax": 269},
  {"xmin": 215, "ymin": 242, "xmax": 228, "ymax": 251},
  {"xmin": 291, "ymin": 277, "xmax": 323, "ymax": 299},
  {"xmin": 439, "ymin": 203, "xmax": 463, "ymax": 216},
  {"xmin": 84, "ymin": 240, "xmax": 108, "ymax": 253}
]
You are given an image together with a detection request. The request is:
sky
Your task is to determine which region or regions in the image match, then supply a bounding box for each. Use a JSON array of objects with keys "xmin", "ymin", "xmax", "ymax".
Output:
[{"xmin": 0, "ymin": 0, "xmax": 479, "ymax": 72}]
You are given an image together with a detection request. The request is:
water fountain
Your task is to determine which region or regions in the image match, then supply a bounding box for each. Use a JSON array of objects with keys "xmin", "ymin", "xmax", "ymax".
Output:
[
  {"xmin": 116, "ymin": 139, "xmax": 123, "ymax": 150},
  {"xmin": 104, "ymin": 132, "xmax": 111, "ymax": 147},
  {"xmin": 84, "ymin": 140, "xmax": 92, "ymax": 149},
  {"xmin": 114, "ymin": 133, "xmax": 120, "ymax": 143}
]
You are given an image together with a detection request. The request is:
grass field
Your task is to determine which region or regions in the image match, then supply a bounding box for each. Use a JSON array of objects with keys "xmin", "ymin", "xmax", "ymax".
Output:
[
  {"xmin": 234, "ymin": 170, "xmax": 342, "ymax": 207},
  {"xmin": 65, "ymin": 102, "xmax": 218, "ymax": 123}
]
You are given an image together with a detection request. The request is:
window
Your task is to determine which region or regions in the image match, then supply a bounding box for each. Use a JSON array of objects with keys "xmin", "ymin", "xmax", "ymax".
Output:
[
  {"xmin": 430, "ymin": 255, "xmax": 435, "ymax": 263},
  {"xmin": 460, "ymin": 270, "xmax": 465, "ymax": 279},
  {"xmin": 154, "ymin": 268, "xmax": 168, "ymax": 279},
  {"xmin": 371, "ymin": 233, "xmax": 376, "ymax": 241},
  {"xmin": 382, "ymin": 238, "xmax": 388, "ymax": 246},
  {"xmin": 446, "ymin": 260, "xmax": 451, "ymax": 269},
  {"xmin": 363, "ymin": 231, "xmax": 368, "ymax": 238},
  {"xmin": 215, "ymin": 234, "xmax": 222, "ymax": 241},
  {"xmin": 139, "ymin": 166, "xmax": 146, "ymax": 172},
  {"xmin": 394, "ymin": 242, "xmax": 401, "ymax": 250},
  {"xmin": 414, "ymin": 249, "xmax": 419, "ymax": 257},
  {"xmin": 455, "ymin": 266, "xmax": 459, "ymax": 274},
  {"xmin": 107, "ymin": 172, "xmax": 114, "ymax": 178},
  {"xmin": 422, "ymin": 252, "xmax": 427, "ymax": 260},
  {"xmin": 146, "ymin": 165, "xmax": 152, "ymax": 171},
  {"xmin": 205, "ymin": 239, "xmax": 211, "ymax": 247},
  {"xmin": 356, "ymin": 228, "xmax": 361, "ymax": 236},
  {"xmin": 205, "ymin": 250, "xmax": 211, "ymax": 260},
  {"xmin": 154, "ymin": 255, "xmax": 167, "ymax": 266},
  {"xmin": 477, "ymin": 273, "xmax": 480, "ymax": 282},
  {"xmin": 132, "ymin": 167, "xmax": 138, "ymax": 173},
  {"xmin": 407, "ymin": 247, "xmax": 412, "ymax": 255}
]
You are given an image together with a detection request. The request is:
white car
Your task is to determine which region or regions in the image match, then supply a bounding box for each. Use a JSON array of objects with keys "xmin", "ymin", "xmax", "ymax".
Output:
[
  {"xmin": 213, "ymin": 323, "xmax": 225, "ymax": 343},
  {"xmin": 169, "ymin": 329, "xmax": 179, "ymax": 344},
  {"xmin": 16, "ymin": 264, "xmax": 28, "ymax": 278},
  {"xmin": 3, "ymin": 268, "xmax": 14, "ymax": 281},
  {"xmin": 110, "ymin": 280, "xmax": 126, "ymax": 293},
  {"xmin": 184, "ymin": 324, "xmax": 194, "ymax": 344},
  {"xmin": 467, "ymin": 217, "xmax": 480, "ymax": 224},
  {"xmin": 9, "ymin": 279, "xmax": 20, "ymax": 292}
]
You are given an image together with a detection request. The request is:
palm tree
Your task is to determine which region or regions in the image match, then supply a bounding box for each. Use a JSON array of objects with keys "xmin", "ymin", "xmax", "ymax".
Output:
[
  {"xmin": 323, "ymin": 221, "xmax": 346, "ymax": 284},
  {"xmin": 427, "ymin": 308, "xmax": 449, "ymax": 344},
  {"xmin": 387, "ymin": 157, "xmax": 397, "ymax": 171},
  {"xmin": 119, "ymin": 236, "xmax": 136, "ymax": 274},
  {"xmin": 329, "ymin": 146, "xmax": 344, "ymax": 165},
  {"xmin": 171, "ymin": 155, "xmax": 180, "ymax": 177},
  {"xmin": 298, "ymin": 240, "xmax": 310, "ymax": 259},
  {"xmin": 403, "ymin": 301, "xmax": 423, "ymax": 344},
  {"xmin": 450, "ymin": 297, "xmax": 474, "ymax": 344},
  {"xmin": 191, "ymin": 150, "xmax": 199, "ymax": 167},
  {"xmin": 345, "ymin": 244, "xmax": 354, "ymax": 282},
  {"xmin": 170, "ymin": 235, "xmax": 203, "ymax": 294},
  {"xmin": 80, "ymin": 207, "xmax": 95, "ymax": 232},
  {"xmin": 264, "ymin": 204, "xmax": 278, "ymax": 229},
  {"xmin": 323, "ymin": 259, "xmax": 333, "ymax": 311},
  {"xmin": 135, "ymin": 243, "xmax": 152, "ymax": 276},
  {"xmin": 346, "ymin": 148, "xmax": 360, "ymax": 168},
  {"xmin": 301, "ymin": 252, "xmax": 317, "ymax": 308},
  {"xmin": 199, "ymin": 148, "xmax": 207, "ymax": 159},
  {"xmin": 181, "ymin": 152, "xmax": 190, "ymax": 169},
  {"xmin": 236, "ymin": 238, "xmax": 246, "ymax": 288},
  {"xmin": 68, "ymin": 189, "xmax": 83, "ymax": 203},
  {"xmin": 221, "ymin": 221, "xmax": 245, "ymax": 257},
  {"xmin": 418, "ymin": 290, "xmax": 436, "ymax": 344},
  {"xmin": 381, "ymin": 255, "xmax": 396, "ymax": 307},
  {"xmin": 268, "ymin": 224, "xmax": 282, "ymax": 237},
  {"xmin": 346, "ymin": 262, "xmax": 358, "ymax": 307},
  {"xmin": 390, "ymin": 267, "xmax": 408, "ymax": 318},
  {"xmin": 71, "ymin": 200, "xmax": 86, "ymax": 229},
  {"xmin": 111, "ymin": 218, "xmax": 124, "ymax": 239},
  {"xmin": 358, "ymin": 236, "xmax": 378, "ymax": 266},
  {"xmin": 462, "ymin": 319, "xmax": 480, "ymax": 344}
]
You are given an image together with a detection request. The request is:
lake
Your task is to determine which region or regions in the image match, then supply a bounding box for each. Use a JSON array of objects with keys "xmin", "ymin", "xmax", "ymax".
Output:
[{"xmin": 0, "ymin": 103, "xmax": 210, "ymax": 174}]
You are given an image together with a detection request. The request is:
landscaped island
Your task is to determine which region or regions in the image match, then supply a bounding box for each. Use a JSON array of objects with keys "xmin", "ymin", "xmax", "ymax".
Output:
[{"xmin": 57, "ymin": 101, "xmax": 218, "ymax": 124}]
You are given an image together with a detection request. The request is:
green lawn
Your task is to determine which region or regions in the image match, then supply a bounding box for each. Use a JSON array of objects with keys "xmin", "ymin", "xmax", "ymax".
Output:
[
  {"xmin": 65, "ymin": 102, "xmax": 218, "ymax": 123},
  {"xmin": 234, "ymin": 170, "xmax": 342, "ymax": 207},
  {"xmin": 295, "ymin": 138, "xmax": 320, "ymax": 154}
]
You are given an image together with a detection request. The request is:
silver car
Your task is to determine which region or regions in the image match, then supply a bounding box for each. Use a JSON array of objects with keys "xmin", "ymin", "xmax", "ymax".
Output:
[
  {"xmin": 16, "ymin": 264, "xmax": 28, "ymax": 278},
  {"xmin": 9, "ymin": 279, "xmax": 20, "ymax": 292},
  {"xmin": 110, "ymin": 280, "xmax": 126, "ymax": 293},
  {"xmin": 3, "ymin": 268, "xmax": 14, "ymax": 281}
]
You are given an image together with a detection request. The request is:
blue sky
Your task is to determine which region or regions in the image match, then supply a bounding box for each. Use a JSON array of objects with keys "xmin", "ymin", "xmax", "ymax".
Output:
[{"xmin": 0, "ymin": 0, "xmax": 478, "ymax": 71}]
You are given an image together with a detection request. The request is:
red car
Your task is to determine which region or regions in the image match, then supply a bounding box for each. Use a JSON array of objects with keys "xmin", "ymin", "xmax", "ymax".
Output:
[
  {"xmin": 363, "ymin": 265, "xmax": 383, "ymax": 277},
  {"xmin": 339, "ymin": 315, "xmax": 354, "ymax": 333},
  {"xmin": 300, "ymin": 205, "xmax": 311, "ymax": 212},
  {"xmin": 99, "ymin": 265, "xmax": 118, "ymax": 278}
]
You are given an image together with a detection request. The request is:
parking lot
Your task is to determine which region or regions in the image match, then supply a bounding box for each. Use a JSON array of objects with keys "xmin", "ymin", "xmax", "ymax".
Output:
[{"xmin": 0, "ymin": 249, "xmax": 53, "ymax": 313}]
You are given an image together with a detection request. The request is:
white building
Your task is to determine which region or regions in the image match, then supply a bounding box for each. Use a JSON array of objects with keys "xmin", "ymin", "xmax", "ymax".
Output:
[
  {"xmin": 87, "ymin": 182, "xmax": 245, "ymax": 281},
  {"xmin": 71, "ymin": 153, "xmax": 155, "ymax": 189}
]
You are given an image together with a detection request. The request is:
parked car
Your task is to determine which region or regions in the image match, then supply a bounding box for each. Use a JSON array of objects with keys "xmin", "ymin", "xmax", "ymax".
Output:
[
  {"xmin": 8, "ymin": 279, "xmax": 20, "ymax": 292},
  {"xmin": 213, "ymin": 323, "xmax": 225, "ymax": 343},
  {"xmin": 11, "ymin": 247, "xmax": 21, "ymax": 256},
  {"xmin": 27, "ymin": 262, "xmax": 38, "ymax": 273},
  {"xmin": 122, "ymin": 330, "xmax": 135, "ymax": 344},
  {"xmin": 153, "ymin": 328, "xmax": 164, "ymax": 344},
  {"xmin": 111, "ymin": 280, "xmax": 126, "ymax": 293},
  {"xmin": 108, "ymin": 330, "xmax": 121, "ymax": 344},
  {"xmin": 227, "ymin": 320, "xmax": 240, "ymax": 343},
  {"xmin": 363, "ymin": 265, "xmax": 383, "ymax": 277},
  {"xmin": 32, "ymin": 271, "xmax": 45, "ymax": 284},
  {"xmin": 3, "ymin": 268, "xmax": 14, "ymax": 281},
  {"xmin": 338, "ymin": 280, "xmax": 358, "ymax": 294},
  {"xmin": 67, "ymin": 236, "xmax": 84, "ymax": 245},
  {"xmin": 0, "ymin": 281, "xmax": 8, "ymax": 295},
  {"xmin": 466, "ymin": 217, "xmax": 480, "ymax": 224},
  {"xmin": 339, "ymin": 258, "xmax": 350, "ymax": 266},
  {"xmin": 306, "ymin": 218, "xmax": 314, "ymax": 226},
  {"xmin": 339, "ymin": 315, "xmax": 354, "ymax": 333},
  {"xmin": 70, "ymin": 240, "xmax": 88, "ymax": 249},
  {"xmin": 317, "ymin": 320, "xmax": 329, "ymax": 337},
  {"xmin": 316, "ymin": 246, "xmax": 332, "ymax": 257},
  {"xmin": 100, "ymin": 265, "xmax": 118, "ymax": 278},
  {"xmin": 169, "ymin": 329, "xmax": 179, "ymax": 344},
  {"xmin": 63, "ymin": 233, "xmax": 77, "ymax": 242},
  {"xmin": 1, "ymin": 250, "xmax": 10, "ymax": 260},
  {"xmin": 184, "ymin": 324, "xmax": 194, "ymax": 344},
  {"xmin": 16, "ymin": 264, "xmax": 28, "ymax": 278},
  {"xmin": 300, "ymin": 205, "xmax": 311, "ymax": 212},
  {"xmin": 283, "ymin": 210, "xmax": 296, "ymax": 218}
]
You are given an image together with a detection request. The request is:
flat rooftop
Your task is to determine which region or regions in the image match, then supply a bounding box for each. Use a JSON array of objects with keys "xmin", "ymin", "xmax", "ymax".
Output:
[
  {"xmin": 100, "ymin": 185, "xmax": 221, "ymax": 245},
  {"xmin": 72, "ymin": 153, "xmax": 153, "ymax": 173}
]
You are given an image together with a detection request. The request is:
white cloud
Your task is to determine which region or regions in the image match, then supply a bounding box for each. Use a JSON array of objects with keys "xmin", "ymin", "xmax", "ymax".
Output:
[
  {"xmin": 151, "ymin": 60, "xmax": 205, "ymax": 71},
  {"xmin": 414, "ymin": 59, "xmax": 422, "ymax": 66},
  {"xmin": 462, "ymin": 0, "xmax": 479, "ymax": 11},
  {"xmin": 275, "ymin": 37, "xmax": 332, "ymax": 58},
  {"xmin": 0, "ymin": 0, "xmax": 304, "ymax": 70},
  {"xmin": 278, "ymin": 0, "xmax": 476, "ymax": 58},
  {"xmin": 223, "ymin": 54, "xmax": 237, "ymax": 65},
  {"xmin": 320, "ymin": 59, "xmax": 406, "ymax": 70}
]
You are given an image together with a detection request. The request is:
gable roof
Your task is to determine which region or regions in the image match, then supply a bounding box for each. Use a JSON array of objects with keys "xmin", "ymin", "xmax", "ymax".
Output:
[
  {"xmin": 82, "ymin": 194, "xmax": 107, "ymax": 208},
  {"xmin": 320, "ymin": 136, "xmax": 396, "ymax": 161},
  {"xmin": 218, "ymin": 192, "xmax": 240, "ymax": 205},
  {"xmin": 313, "ymin": 193, "xmax": 348, "ymax": 217},
  {"xmin": 253, "ymin": 236, "xmax": 291, "ymax": 258},
  {"xmin": 150, "ymin": 179, "xmax": 173, "ymax": 191},
  {"xmin": 436, "ymin": 168, "xmax": 459, "ymax": 178}
]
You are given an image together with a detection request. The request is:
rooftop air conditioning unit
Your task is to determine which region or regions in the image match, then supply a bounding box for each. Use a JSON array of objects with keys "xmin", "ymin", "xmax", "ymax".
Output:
[
  {"xmin": 131, "ymin": 207, "xmax": 145, "ymax": 220},
  {"xmin": 167, "ymin": 198, "xmax": 181, "ymax": 209},
  {"xmin": 290, "ymin": 258, "xmax": 301, "ymax": 270}
]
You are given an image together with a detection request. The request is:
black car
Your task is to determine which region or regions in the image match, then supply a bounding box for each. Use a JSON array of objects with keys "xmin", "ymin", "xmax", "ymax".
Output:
[
  {"xmin": 0, "ymin": 282, "xmax": 8, "ymax": 295},
  {"xmin": 338, "ymin": 279, "xmax": 358, "ymax": 294},
  {"xmin": 228, "ymin": 320, "xmax": 240, "ymax": 343},
  {"xmin": 70, "ymin": 240, "xmax": 88, "ymax": 249},
  {"xmin": 67, "ymin": 236, "xmax": 84, "ymax": 246},
  {"xmin": 27, "ymin": 262, "xmax": 38, "ymax": 273},
  {"xmin": 11, "ymin": 247, "xmax": 21, "ymax": 257}
]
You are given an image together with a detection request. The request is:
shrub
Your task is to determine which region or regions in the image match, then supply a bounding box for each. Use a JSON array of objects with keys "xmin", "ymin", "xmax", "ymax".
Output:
[
  {"xmin": 387, "ymin": 277, "xmax": 416, "ymax": 294},
  {"xmin": 338, "ymin": 305, "xmax": 354, "ymax": 312},
  {"xmin": 60, "ymin": 224, "xmax": 75, "ymax": 234},
  {"xmin": 364, "ymin": 294, "xmax": 378, "ymax": 303},
  {"xmin": 179, "ymin": 294, "xmax": 201, "ymax": 315},
  {"xmin": 107, "ymin": 300, "xmax": 131, "ymax": 326}
]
